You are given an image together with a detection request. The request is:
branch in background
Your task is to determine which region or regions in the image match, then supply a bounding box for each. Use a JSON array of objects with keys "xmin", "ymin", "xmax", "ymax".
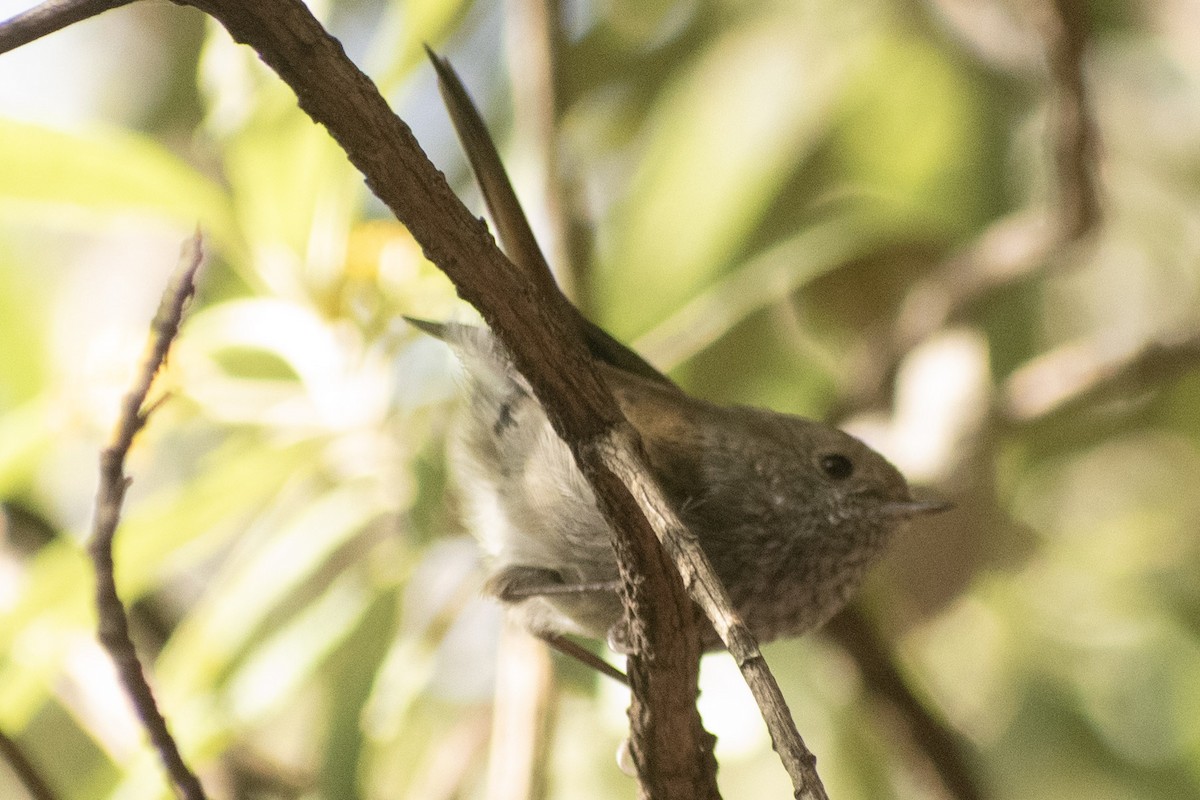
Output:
[
  {"xmin": 849, "ymin": 0, "xmax": 1101, "ymax": 412},
  {"xmin": 224, "ymin": 748, "xmax": 310, "ymax": 799},
  {"xmin": 406, "ymin": 712, "xmax": 493, "ymax": 800},
  {"xmin": 1043, "ymin": 0, "xmax": 1101, "ymax": 239},
  {"xmin": 0, "ymin": 727, "xmax": 60, "ymax": 800},
  {"xmin": 503, "ymin": 0, "xmax": 579, "ymax": 304},
  {"xmin": 88, "ymin": 233, "xmax": 206, "ymax": 800},
  {"xmin": 825, "ymin": 3, "xmax": 1103, "ymax": 800},
  {"xmin": 824, "ymin": 607, "xmax": 981, "ymax": 800},
  {"xmin": 484, "ymin": 621, "xmax": 556, "ymax": 800},
  {"xmin": 635, "ymin": 216, "xmax": 879, "ymax": 371},
  {"xmin": 1001, "ymin": 328, "xmax": 1200, "ymax": 425}
]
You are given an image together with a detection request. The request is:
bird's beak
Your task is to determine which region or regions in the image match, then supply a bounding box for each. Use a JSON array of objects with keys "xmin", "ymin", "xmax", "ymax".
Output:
[{"xmin": 879, "ymin": 497, "xmax": 955, "ymax": 518}]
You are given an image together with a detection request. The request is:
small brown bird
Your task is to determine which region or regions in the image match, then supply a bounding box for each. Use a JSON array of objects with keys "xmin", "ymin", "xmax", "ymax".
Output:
[{"xmin": 415, "ymin": 50, "xmax": 949, "ymax": 658}]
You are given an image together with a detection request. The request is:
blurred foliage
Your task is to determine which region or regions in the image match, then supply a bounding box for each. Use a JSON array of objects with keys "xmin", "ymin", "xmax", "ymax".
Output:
[{"xmin": 1, "ymin": 0, "xmax": 1199, "ymax": 799}]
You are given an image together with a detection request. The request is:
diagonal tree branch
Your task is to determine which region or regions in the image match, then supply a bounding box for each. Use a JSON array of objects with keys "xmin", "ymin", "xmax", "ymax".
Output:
[
  {"xmin": 185, "ymin": 4, "xmax": 825, "ymax": 796},
  {"xmin": 824, "ymin": 607, "xmax": 982, "ymax": 800},
  {"xmin": 88, "ymin": 233, "xmax": 207, "ymax": 800},
  {"xmin": 0, "ymin": 1, "xmax": 827, "ymax": 797},
  {"xmin": 0, "ymin": 726, "xmax": 60, "ymax": 800},
  {"xmin": 1001, "ymin": 326, "xmax": 1200, "ymax": 425}
]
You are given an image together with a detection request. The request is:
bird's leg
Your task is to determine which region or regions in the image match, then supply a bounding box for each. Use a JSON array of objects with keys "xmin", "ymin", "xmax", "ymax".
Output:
[
  {"xmin": 485, "ymin": 565, "xmax": 620, "ymax": 600},
  {"xmin": 538, "ymin": 632, "xmax": 628, "ymax": 685},
  {"xmin": 485, "ymin": 566, "xmax": 628, "ymax": 683}
]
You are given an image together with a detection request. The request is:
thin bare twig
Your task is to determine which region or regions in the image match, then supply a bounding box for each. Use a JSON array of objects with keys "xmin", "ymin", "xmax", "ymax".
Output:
[
  {"xmin": 0, "ymin": 0, "xmax": 131, "ymax": 53},
  {"xmin": 88, "ymin": 233, "xmax": 206, "ymax": 800},
  {"xmin": 0, "ymin": 727, "xmax": 60, "ymax": 800}
]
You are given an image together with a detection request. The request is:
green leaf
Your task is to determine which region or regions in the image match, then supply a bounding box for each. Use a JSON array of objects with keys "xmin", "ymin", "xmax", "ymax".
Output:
[{"xmin": 0, "ymin": 120, "xmax": 240, "ymax": 257}]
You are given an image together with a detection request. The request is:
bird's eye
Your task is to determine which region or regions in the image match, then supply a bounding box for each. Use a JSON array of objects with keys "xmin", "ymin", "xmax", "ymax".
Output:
[{"xmin": 819, "ymin": 453, "xmax": 854, "ymax": 480}]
